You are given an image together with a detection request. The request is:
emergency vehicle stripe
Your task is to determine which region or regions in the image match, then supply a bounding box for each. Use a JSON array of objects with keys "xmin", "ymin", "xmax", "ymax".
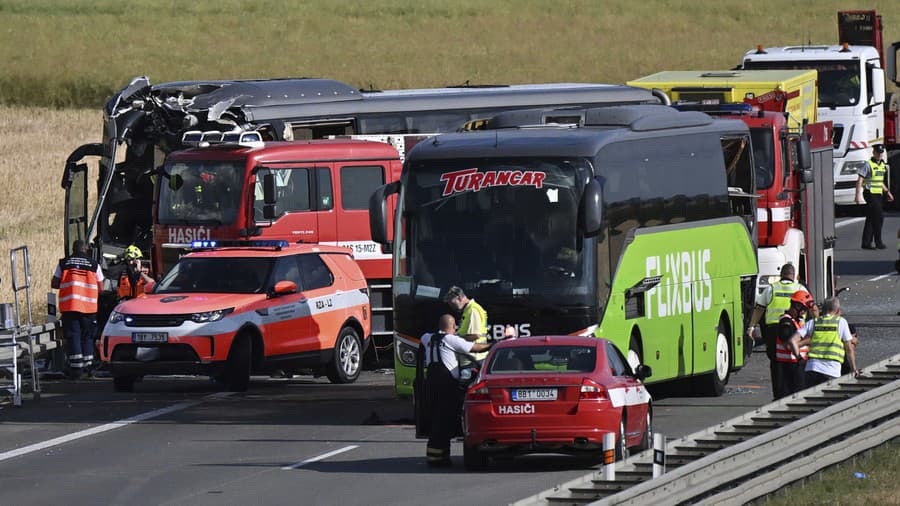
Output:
[{"xmin": 607, "ymin": 385, "xmax": 651, "ymax": 408}]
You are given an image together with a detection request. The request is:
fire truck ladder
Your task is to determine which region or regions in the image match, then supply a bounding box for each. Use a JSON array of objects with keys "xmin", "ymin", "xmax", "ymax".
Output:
[
  {"xmin": 0, "ymin": 246, "xmax": 41, "ymax": 405},
  {"xmin": 513, "ymin": 355, "xmax": 900, "ymax": 505}
]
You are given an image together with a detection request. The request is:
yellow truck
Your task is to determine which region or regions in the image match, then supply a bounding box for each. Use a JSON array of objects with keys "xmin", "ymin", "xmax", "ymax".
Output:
[{"xmin": 627, "ymin": 69, "xmax": 818, "ymax": 125}]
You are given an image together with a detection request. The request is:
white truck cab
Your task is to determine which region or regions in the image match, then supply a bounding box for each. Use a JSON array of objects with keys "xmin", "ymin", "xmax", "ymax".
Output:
[{"xmin": 742, "ymin": 44, "xmax": 886, "ymax": 205}]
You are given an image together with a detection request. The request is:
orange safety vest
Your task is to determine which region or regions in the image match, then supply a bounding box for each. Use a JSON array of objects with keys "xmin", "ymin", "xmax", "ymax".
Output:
[
  {"xmin": 58, "ymin": 255, "xmax": 100, "ymax": 314},
  {"xmin": 775, "ymin": 313, "xmax": 808, "ymax": 363},
  {"xmin": 118, "ymin": 271, "xmax": 148, "ymax": 299}
]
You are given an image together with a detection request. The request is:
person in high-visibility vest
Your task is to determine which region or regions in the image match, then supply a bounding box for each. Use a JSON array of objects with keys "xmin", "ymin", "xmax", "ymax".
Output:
[
  {"xmin": 789, "ymin": 297, "xmax": 859, "ymax": 388},
  {"xmin": 746, "ymin": 264, "xmax": 803, "ymax": 398},
  {"xmin": 443, "ymin": 286, "xmax": 491, "ymax": 362},
  {"xmin": 117, "ymin": 245, "xmax": 154, "ymax": 300},
  {"xmin": 855, "ymin": 144, "xmax": 894, "ymax": 250},
  {"xmin": 774, "ymin": 290, "xmax": 815, "ymax": 398},
  {"xmin": 51, "ymin": 240, "xmax": 104, "ymax": 379}
]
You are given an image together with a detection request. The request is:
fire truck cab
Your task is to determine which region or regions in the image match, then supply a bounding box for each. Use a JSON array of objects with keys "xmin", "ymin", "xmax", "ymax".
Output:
[
  {"xmin": 152, "ymin": 136, "xmax": 403, "ymax": 362},
  {"xmin": 628, "ymin": 70, "xmax": 836, "ymax": 302}
]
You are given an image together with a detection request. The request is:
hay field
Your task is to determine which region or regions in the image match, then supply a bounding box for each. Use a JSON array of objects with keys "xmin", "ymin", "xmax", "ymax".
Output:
[
  {"xmin": 1, "ymin": 0, "xmax": 899, "ymax": 107},
  {"xmin": 1, "ymin": 0, "xmax": 899, "ymax": 316},
  {"xmin": 0, "ymin": 108, "xmax": 97, "ymax": 317}
]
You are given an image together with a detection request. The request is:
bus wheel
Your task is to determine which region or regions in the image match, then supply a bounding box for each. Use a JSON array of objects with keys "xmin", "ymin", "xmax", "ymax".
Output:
[
  {"xmin": 225, "ymin": 333, "xmax": 252, "ymax": 392},
  {"xmin": 697, "ymin": 325, "xmax": 730, "ymax": 396},
  {"xmin": 327, "ymin": 327, "xmax": 362, "ymax": 384},
  {"xmin": 627, "ymin": 335, "xmax": 643, "ymax": 372}
]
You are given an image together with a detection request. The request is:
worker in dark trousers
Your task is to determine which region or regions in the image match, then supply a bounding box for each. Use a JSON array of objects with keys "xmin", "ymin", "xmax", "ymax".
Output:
[
  {"xmin": 51, "ymin": 240, "xmax": 104, "ymax": 379},
  {"xmin": 420, "ymin": 314, "xmax": 492, "ymax": 467},
  {"xmin": 774, "ymin": 290, "xmax": 815, "ymax": 398},
  {"xmin": 746, "ymin": 264, "xmax": 802, "ymax": 398},
  {"xmin": 855, "ymin": 144, "xmax": 894, "ymax": 249}
]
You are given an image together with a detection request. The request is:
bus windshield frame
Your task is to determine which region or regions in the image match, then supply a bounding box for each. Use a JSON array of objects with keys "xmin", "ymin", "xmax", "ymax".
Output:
[{"xmin": 396, "ymin": 157, "xmax": 598, "ymax": 311}]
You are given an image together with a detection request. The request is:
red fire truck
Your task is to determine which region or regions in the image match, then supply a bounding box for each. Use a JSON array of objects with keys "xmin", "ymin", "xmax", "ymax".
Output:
[
  {"xmin": 153, "ymin": 135, "xmax": 403, "ymax": 364},
  {"xmin": 628, "ymin": 72, "xmax": 836, "ymax": 305}
]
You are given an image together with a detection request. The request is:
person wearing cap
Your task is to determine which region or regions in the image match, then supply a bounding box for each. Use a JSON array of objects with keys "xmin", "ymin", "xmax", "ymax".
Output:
[
  {"xmin": 855, "ymin": 144, "xmax": 894, "ymax": 250},
  {"xmin": 52, "ymin": 240, "xmax": 105, "ymax": 379},
  {"xmin": 774, "ymin": 290, "xmax": 815, "ymax": 398},
  {"xmin": 443, "ymin": 286, "xmax": 492, "ymax": 362},
  {"xmin": 117, "ymin": 245, "xmax": 154, "ymax": 300}
]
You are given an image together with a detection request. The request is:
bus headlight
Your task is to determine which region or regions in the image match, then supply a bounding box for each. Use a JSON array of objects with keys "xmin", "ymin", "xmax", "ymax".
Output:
[
  {"xmin": 841, "ymin": 160, "xmax": 867, "ymax": 175},
  {"xmin": 191, "ymin": 308, "xmax": 234, "ymax": 323},
  {"xmin": 397, "ymin": 341, "xmax": 418, "ymax": 367}
]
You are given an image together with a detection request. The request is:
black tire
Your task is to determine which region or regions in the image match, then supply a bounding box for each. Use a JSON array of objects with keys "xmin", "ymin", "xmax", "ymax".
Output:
[
  {"xmin": 638, "ymin": 409, "xmax": 652, "ymax": 451},
  {"xmin": 463, "ymin": 444, "xmax": 488, "ymax": 471},
  {"xmin": 695, "ymin": 322, "xmax": 731, "ymax": 396},
  {"xmin": 326, "ymin": 327, "xmax": 362, "ymax": 384},
  {"xmin": 113, "ymin": 376, "xmax": 136, "ymax": 393},
  {"xmin": 615, "ymin": 417, "xmax": 628, "ymax": 461},
  {"xmin": 225, "ymin": 333, "xmax": 252, "ymax": 392}
]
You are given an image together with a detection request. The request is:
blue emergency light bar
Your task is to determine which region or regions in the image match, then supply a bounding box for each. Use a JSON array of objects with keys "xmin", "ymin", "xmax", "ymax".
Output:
[
  {"xmin": 189, "ymin": 240, "xmax": 289, "ymax": 249},
  {"xmin": 672, "ymin": 103, "xmax": 754, "ymax": 115}
]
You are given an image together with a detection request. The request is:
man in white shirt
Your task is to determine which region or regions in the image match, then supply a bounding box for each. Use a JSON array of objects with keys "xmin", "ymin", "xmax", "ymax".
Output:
[{"xmin": 420, "ymin": 314, "xmax": 492, "ymax": 467}]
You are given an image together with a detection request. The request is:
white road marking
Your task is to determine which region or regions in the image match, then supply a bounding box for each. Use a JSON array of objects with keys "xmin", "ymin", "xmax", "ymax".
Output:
[
  {"xmin": 868, "ymin": 272, "xmax": 897, "ymax": 282},
  {"xmin": 835, "ymin": 217, "xmax": 864, "ymax": 228},
  {"xmin": 281, "ymin": 445, "xmax": 359, "ymax": 470},
  {"xmin": 0, "ymin": 392, "xmax": 234, "ymax": 464}
]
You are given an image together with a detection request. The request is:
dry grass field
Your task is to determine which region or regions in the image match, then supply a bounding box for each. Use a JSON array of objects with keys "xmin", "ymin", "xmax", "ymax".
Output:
[
  {"xmin": 0, "ymin": 107, "xmax": 97, "ymax": 317},
  {"xmin": 0, "ymin": 0, "xmax": 899, "ymax": 317}
]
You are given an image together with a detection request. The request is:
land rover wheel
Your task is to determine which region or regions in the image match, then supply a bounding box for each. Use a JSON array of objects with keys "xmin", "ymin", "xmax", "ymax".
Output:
[
  {"xmin": 327, "ymin": 327, "xmax": 361, "ymax": 384},
  {"xmin": 225, "ymin": 333, "xmax": 252, "ymax": 392}
]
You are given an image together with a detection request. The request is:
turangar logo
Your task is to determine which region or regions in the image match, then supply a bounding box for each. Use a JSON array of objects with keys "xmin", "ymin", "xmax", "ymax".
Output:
[{"xmin": 644, "ymin": 249, "xmax": 712, "ymax": 318}]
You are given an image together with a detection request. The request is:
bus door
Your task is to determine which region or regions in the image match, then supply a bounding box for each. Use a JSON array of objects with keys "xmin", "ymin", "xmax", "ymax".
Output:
[
  {"xmin": 334, "ymin": 163, "xmax": 389, "ymax": 275},
  {"xmin": 255, "ymin": 165, "xmax": 335, "ymax": 245}
]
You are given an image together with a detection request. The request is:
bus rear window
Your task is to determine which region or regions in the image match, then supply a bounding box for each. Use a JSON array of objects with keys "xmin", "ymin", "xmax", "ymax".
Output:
[{"xmin": 489, "ymin": 346, "xmax": 596, "ymax": 373}]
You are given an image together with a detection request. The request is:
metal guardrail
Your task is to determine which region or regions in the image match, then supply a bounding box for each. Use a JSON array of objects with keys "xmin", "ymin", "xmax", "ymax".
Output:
[
  {"xmin": 513, "ymin": 354, "xmax": 900, "ymax": 505},
  {"xmin": 0, "ymin": 322, "xmax": 60, "ymax": 362}
]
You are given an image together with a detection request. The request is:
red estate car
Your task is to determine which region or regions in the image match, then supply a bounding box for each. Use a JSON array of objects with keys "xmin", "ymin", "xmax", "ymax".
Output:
[{"xmin": 463, "ymin": 336, "xmax": 652, "ymax": 470}]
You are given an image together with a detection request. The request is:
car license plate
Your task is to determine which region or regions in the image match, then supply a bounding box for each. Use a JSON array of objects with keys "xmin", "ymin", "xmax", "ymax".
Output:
[
  {"xmin": 511, "ymin": 388, "xmax": 557, "ymax": 401},
  {"xmin": 132, "ymin": 332, "xmax": 168, "ymax": 343}
]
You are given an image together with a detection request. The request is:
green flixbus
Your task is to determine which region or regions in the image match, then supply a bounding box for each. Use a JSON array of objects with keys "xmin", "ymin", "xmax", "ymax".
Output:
[{"xmin": 370, "ymin": 104, "xmax": 760, "ymax": 397}]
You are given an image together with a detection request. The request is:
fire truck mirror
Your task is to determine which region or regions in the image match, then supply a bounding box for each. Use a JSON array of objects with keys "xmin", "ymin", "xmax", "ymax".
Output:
[
  {"xmin": 263, "ymin": 173, "xmax": 277, "ymax": 205},
  {"xmin": 582, "ymin": 177, "xmax": 603, "ymax": 236},
  {"xmin": 797, "ymin": 136, "xmax": 812, "ymax": 173}
]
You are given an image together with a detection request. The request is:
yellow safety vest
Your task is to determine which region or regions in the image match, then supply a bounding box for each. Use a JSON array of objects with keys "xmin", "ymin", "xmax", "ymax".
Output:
[
  {"xmin": 807, "ymin": 315, "xmax": 845, "ymax": 363},
  {"xmin": 765, "ymin": 280, "xmax": 801, "ymax": 325},
  {"xmin": 459, "ymin": 299, "xmax": 489, "ymax": 360},
  {"xmin": 866, "ymin": 159, "xmax": 886, "ymax": 195}
]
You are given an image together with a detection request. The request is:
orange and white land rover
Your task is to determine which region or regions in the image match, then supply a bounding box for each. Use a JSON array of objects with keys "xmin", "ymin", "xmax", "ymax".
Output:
[{"xmin": 100, "ymin": 241, "xmax": 370, "ymax": 392}]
